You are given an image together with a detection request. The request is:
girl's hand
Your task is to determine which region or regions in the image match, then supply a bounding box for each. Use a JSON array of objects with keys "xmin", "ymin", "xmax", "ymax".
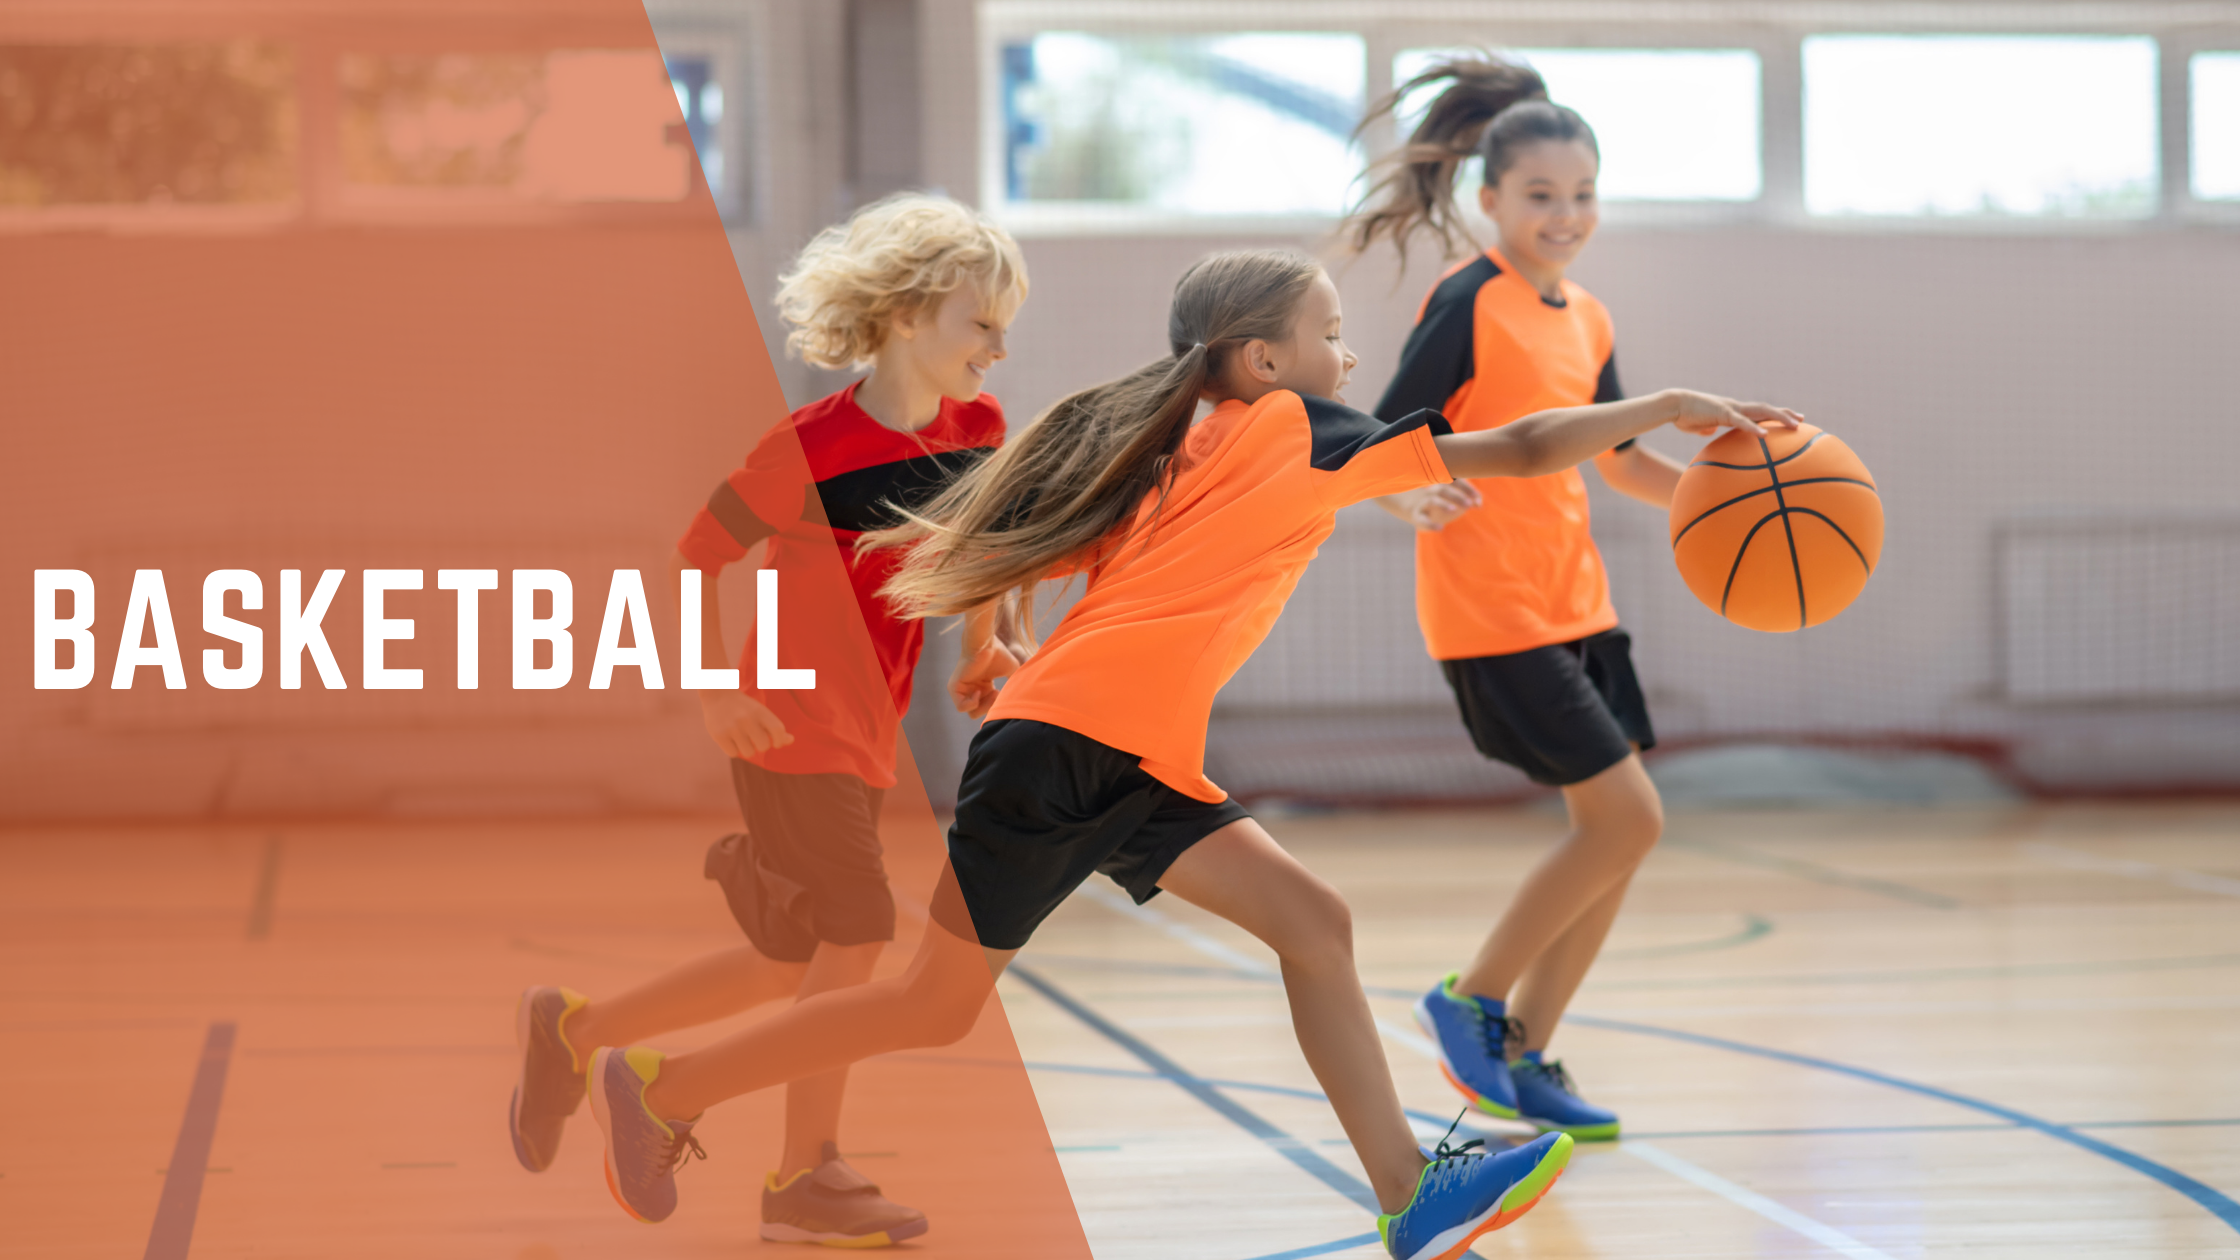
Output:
[
  {"xmin": 700, "ymin": 690, "xmax": 793, "ymax": 760},
  {"xmin": 951, "ymin": 640, "xmax": 1023, "ymax": 720},
  {"xmin": 1406, "ymin": 481, "xmax": 1483, "ymax": 531},
  {"xmin": 1666, "ymin": 389, "xmax": 1804, "ymax": 438}
]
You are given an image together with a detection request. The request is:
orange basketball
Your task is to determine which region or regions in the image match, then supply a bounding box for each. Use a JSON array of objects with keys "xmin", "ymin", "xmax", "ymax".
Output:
[{"xmin": 1669, "ymin": 423, "xmax": 1882, "ymax": 632}]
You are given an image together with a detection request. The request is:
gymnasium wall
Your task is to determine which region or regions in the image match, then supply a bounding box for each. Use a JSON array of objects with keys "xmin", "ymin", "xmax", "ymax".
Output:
[
  {"xmin": 874, "ymin": 1, "xmax": 2240, "ymax": 802},
  {"xmin": 6, "ymin": 0, "xmax": 2234, "ymax": 819}
]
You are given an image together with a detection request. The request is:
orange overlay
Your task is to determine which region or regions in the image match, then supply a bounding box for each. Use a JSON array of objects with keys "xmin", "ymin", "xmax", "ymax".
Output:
[{"xmin": 0, "ymin": 2, "xmax": 1092, "ymax": 1255}]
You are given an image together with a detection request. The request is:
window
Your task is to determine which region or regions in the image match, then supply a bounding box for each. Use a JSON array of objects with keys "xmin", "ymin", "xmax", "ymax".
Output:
[
  {"xmin": 1392, "ymin": 48, "xmax": 1762, "ymax": 202},
  {"xmin": 666, "ymin": 55, "xmax": 727, "ymax": 204},
  {"xmin": 2194, "ymin": 52, "xmax": 2240, "ymax": 201},
  {"xmin": 1804, "ymin": 35, "xmax": 2158, "ymax": 217},
  {"xmin": 0, "ymin": 43, "xmax": 296, "ymax": 207},
  {"xmin": 997, "ymin": 31, "xmax": 1365, "ymax": 217},
  {"xmin": 340, "ymin": 50, "xmax": 691, "ymax": 206}
]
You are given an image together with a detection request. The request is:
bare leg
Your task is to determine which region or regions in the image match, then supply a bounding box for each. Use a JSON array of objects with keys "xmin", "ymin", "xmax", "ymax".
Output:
[
  {"xmin": 644, "ymin": 917, "xmax": 1014, "ymax": 1122},
  {"xmin": 566, "ymin": 946, "xmax": 809, "ymax": 1062},
  {"xmin": 1453, "ymin": 754, "xmax": 1662, "ymax": 1004},
  {"xmin": 1157, "ymin": 820, "xmax": 1428, "ymax": 1215},
  {"xmin": 777, "ymin": 940, "xmax": 884, "ymax": 1176},
  {"xmin": 1509, "ymin": 874, "xmax": 1633, "ymax": 1053}
]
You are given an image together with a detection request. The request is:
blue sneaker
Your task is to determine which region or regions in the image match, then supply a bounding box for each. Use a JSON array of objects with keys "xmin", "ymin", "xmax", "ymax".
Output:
[
  {"xmin": 1379, "ymin": 1129, "xmax": 1574, "ymax": 1260},
  {"xmin": 510, "ymin": 985, "xmax": 588, "ymax": 1172},
  {"xmin": 1512, "ymin": 1052, "xmax": 1620, "ymax": 1141},
  {"xmin": 586, "ymin": 1046, "xmax": 706, "ymax": 1223},
  {"xmin": 1413, "ymin": 974, "xmax": 1520, "ymax": 1118}
]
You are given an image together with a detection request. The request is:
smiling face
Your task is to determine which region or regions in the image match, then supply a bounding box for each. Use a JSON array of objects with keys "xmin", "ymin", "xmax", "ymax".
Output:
[
  {"xmin": 1479, "ymin": 138, "xmax": 1601, "ymax": 279},
  {"xmin": 890, "ymin": 274, "xmax": 1013, "ymax": 404}
]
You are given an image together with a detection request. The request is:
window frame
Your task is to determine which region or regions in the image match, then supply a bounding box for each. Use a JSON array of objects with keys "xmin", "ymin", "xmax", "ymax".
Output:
[{"xmin": 977, "ymin": 0, "xmax": 2240, "ymax": 237}]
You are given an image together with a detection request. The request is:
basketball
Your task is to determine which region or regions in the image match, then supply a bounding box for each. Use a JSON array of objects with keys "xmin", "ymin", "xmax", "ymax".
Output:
[{"xmin": 1669, "ymin": 423, "xmax": 1882, "ymax": 632}]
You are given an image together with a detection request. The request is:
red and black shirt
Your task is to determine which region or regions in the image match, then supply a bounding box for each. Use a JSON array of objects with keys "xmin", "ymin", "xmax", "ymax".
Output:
[{"xmin": 678, "ymin": 384, "xmax": 1004, "ymax": 786}]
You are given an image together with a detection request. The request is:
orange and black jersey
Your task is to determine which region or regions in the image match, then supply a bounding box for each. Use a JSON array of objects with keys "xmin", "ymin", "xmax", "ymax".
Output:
[
  {"xmin": 678, "ymin": 384, "xmax": 1004, "ymax": 786},
  {"xmin": 989, "ymin": 390, "xmax": 1451, "ymax": 802},
  {"xmin": 1375, "ymin": 247, "xmax": 1627, "ymax": 660}
]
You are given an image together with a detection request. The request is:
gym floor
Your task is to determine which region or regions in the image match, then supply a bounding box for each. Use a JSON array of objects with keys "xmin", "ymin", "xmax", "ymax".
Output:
[{"xmin": 6, "ymin": 801, "xmax": 2236, "ymax": 1258}]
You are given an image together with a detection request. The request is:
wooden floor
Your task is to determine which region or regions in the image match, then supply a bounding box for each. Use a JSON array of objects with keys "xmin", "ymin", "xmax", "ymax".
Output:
[{"xmin": 5, "ymin": 802, "xmax": 2237, "ymax": 1258}]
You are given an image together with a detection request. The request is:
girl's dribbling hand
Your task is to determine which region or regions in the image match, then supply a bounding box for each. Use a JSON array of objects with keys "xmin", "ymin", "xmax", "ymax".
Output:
[
  {"xmin": 951, "ymin": 641, "xmax": 1023, "ymax": 720},
  {"xmin": 1406, "ymin": 481, "xmax": 1484, "ymax": 531},
  {"xmin": 700, "ymin": 690, "xmax": 793, "ymax": 759},
  {"xmin": 1665, "ymin": 389, "xmax": 1804, "ymax": 438}
]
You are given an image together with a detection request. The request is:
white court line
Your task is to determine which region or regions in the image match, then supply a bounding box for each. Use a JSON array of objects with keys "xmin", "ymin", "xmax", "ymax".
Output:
[
  {"xmin": 2024, "ymin": 842, "xmax": 2240, "ymax": 898},
  {"xmin": 1074, "ymin": 881, "xmax": 1278, "ymax": 976},
  {"xmin": 1373, "ymin": 1016, "xmax": 1439, "ymax": 1060},
  {"xmin": 1624, "ymin": 1142, "xmax": 1899, "ymax": 1260}
]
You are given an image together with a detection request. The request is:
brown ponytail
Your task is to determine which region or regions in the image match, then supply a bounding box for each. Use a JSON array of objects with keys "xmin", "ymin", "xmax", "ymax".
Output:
[
  {"xmin": 1344, "ymin": 55, "xmax": 1598, "ymax": 266},
  {"xmin": 863, "ymin": 249, "xmax": 1325, "ymax": 622}
]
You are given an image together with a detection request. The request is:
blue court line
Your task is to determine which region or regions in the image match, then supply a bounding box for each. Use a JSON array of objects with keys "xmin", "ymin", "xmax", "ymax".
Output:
[
  {"xmin": 1566, "ymin": 1014, "xmax": 2240, "ymax": 1233},
  {"xmin": 144, "ymin": 1021, "xmax": 236, "ymax": 1260},
  {"xmin": 1016, "ymin": 951, "xmax": 2240, "ymax": 1235},
  {"xmin": 1007, "ymin": 964, "xmax": 1384, "ymax": 1215}
]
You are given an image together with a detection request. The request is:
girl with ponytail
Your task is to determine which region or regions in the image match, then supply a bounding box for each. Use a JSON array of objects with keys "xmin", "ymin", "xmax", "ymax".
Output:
[
  {"xmin": 580, "ymin": 243, "xmax": 1797, "ymax": 1259},
  {"xmin": 1348, "ymin": 56, "xmax": 1719, "ymax": 1143}
]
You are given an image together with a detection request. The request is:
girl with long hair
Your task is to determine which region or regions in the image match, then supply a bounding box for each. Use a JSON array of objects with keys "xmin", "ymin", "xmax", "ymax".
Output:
[
  {"xmin": 577, "ymin": 246, "xmax": 1796, "ymax": 1260},
  {"xmin": 1347, "ymin": 56, "xmax": 1706, "ymax": 1142}
]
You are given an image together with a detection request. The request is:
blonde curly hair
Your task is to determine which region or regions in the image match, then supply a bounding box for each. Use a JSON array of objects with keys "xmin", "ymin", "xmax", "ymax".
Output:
[{"xmin": 776, "ymin": 192, "xmax": 1028, "ymax": 370}]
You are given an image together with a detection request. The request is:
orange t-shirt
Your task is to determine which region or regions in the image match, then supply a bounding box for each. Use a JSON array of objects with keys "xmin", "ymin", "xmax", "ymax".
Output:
[
  {"xmin": 1374, "ymin": 247, "xmax": 1626, "ymax": 660},
  {"xmin": 989, "ymin": 391, "xmax": 1451, "ymax": 802}
]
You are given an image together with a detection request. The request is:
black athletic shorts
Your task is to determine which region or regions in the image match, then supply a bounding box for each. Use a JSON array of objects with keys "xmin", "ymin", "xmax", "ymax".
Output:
[
  {"xmin": 930, "ymin": 718, "xmax": 1252, "ymax": 952},
  {"xmin": 1440, "ymin": 628, "xmax": 1656, "ymax": 788},
  {"xmin": 703, "ymin": 759, "xmax": 896, "ymax": 963}
]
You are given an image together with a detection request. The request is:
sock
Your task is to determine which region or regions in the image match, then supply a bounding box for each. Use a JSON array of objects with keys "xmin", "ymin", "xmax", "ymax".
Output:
[{"xmin": 1519, "ymin": 1049, "xmax": 1545, "ymax": 1066}]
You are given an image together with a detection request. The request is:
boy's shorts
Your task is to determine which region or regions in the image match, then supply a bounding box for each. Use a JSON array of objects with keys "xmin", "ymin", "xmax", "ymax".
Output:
[
  {"xmin": 704, "ymin": 759, "xmax": 895, "ymax": 963},
  {"xmin": 930, "ymin": 718, "xmax": 1251, "ymax": 951}
]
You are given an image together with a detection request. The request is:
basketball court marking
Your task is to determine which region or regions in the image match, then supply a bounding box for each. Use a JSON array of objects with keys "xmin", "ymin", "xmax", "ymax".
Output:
[
  {"xmin": 1624, "ymin": 1141, "xmax": 1898, "ymax": 1260},
  {"xmin": 1056, "ymin": 876, "xmax": 1922, "ymax": 1256},
  {"xmin": 1031, "ymin": 943, "xmax": 2240, "ymax": 1236},
  {"xmin": 1043, "ymin": 868, "xmax": 2240, "ymax": 1242},
  {"xmin": 1008, "ymin": 963, "xmax": 1384, "ymax": 1215},
  {"xmin": 143, "ymin": 1021, "xmax": 236, "ymax": 1260},
  {"xmin": 1568, "ymin": 1015, "xmax": 2240, "ymax": 1233},
  {"xmin": 2023, "ymin": 843, "xmax": 2240, "ymax": 899},
  {"xmin": 1660, "ymin": 836, "xmax": 1959, "ymax": 908},
  {"xmin": 244, "ymin": 835, "xmax": 283, "ymax": 942}
]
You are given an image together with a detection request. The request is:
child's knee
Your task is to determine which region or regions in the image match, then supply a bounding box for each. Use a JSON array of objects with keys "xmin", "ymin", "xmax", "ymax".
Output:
[
  {"xmin": 893, "ymin": 964, "xmax": 987, "ymax": 1047},
  {"xmin": 1269, "ymin": 879, "xmax": 1355, "ymax": 967}
]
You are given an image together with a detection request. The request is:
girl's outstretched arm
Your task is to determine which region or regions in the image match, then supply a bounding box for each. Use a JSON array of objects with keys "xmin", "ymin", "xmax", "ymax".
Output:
[
  {"xmin": 1594, "ymin": 441, "xmax": 1689, "ymax": 509},
  {"xmin": 1435, "ymin": 389, "xmax": 1802, "ymax": 481}
]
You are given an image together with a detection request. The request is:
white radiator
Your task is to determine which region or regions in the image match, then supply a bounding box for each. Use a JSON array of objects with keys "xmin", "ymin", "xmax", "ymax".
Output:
[{"xmin": 1998, "ymin": 518, "xmax": 2240, "ymax": 703}]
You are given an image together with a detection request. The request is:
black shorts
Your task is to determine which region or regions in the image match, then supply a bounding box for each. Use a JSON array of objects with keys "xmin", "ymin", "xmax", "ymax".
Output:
[
  {"xmin": 1440, "ymin": 628, "xmax": 1657, "ymax": 788},
  {"xmin": 930, "ymin": 719, "xmax": 1251, "ymax": 951},
  {"xmin": 703, "ymin": 759, "xmax": 896, "ymax": 963}
]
